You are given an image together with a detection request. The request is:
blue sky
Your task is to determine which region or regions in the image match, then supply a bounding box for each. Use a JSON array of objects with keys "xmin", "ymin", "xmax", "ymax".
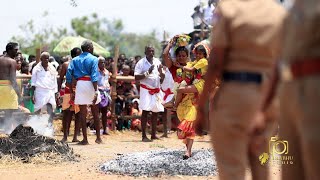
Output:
[{"xmin": 0, "ymin": 0, "xmax": 201, "ymax": 51}]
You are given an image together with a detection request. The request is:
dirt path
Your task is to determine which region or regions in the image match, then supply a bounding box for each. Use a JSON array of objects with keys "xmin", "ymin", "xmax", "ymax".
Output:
[{"xmin": 0, "ymin": 130, "xmax": 281, "ymax": 180}]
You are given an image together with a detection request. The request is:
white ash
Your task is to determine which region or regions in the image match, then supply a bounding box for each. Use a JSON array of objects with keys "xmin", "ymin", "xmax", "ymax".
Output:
[{"xmin": 101, "ymin": 149, "xmax": 217, "ymax": 177}]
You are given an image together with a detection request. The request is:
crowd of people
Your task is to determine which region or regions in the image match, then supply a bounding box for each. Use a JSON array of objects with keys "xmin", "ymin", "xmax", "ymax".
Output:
[
  {"xmin": 0, "ymin": 44, "xmax": 149, "ymax": 137},
  {"xmin": 0, "ymin": 0, "xmax": 319, "ymax": 179},
  {"xmin": 0, "ymin": 0, "xmax": 214, "ymax": 144},
  {"xmin": 0, "ymin": 29, "xmax": 209, "ymax": 154}
]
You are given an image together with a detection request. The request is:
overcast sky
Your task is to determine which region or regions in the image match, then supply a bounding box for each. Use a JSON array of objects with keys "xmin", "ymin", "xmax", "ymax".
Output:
[{"xmin": 0, "ymin": 0, "xmax": 201, "ymax": 51}]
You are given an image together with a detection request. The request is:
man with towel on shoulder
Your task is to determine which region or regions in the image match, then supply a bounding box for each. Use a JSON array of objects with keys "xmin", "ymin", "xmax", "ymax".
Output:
[{"xmin": 66, "ymin": 40, "xmax": 102, "ymax": 145}]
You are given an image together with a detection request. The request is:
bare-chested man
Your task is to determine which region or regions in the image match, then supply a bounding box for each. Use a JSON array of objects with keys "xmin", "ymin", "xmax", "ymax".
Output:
[
  {"xmin": 0, "ymin": 42, "xmax": 21, "ymax": 127},
  {"xmin": 59, "ymin": 47, "xmax": 82, "ymax": 142}
]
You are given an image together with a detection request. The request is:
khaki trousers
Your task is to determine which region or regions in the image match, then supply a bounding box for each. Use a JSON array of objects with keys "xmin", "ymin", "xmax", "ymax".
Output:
[
  {"xmin": 211, "ymin": 82, "xmax": 278, "ymax": 180},
  {"xmin": 279, "ymin": 77, "xmax": 320, "ymax": 180}
]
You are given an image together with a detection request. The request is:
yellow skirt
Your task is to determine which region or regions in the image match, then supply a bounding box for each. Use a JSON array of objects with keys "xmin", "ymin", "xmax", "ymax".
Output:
[
  {"xmin": 176, "ymin": 93, "xmax": 197, "ymax": 141},
  {"xmin": 194, "ymin": 79, "xmax": 205, "ymax": 94},
  {"xmin": 0, "ymin": 80, "xmax": 18, "ymax": 110}
]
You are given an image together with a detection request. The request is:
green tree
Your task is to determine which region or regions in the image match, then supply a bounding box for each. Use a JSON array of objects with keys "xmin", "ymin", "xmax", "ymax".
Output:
[
  {"xmin": 71, "ymin": 13, "xmax": 161, "ymax": 57},
  {"xmin": 11, "ymin": 12, "xmax": 162, "ymax": 58},
  {"xmin": 70, "ymin": 13, "xmax": 119, "ymax": 49},
  {"xmin": 11, "ymin": 12, "xmax": 69, "ymax": 55},
  {"xmin": 119, "ymin": 30, "xmax": 161, "ymax": 58}
]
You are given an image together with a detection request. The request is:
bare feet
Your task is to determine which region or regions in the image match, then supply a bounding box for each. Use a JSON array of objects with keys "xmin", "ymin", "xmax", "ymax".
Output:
[
  {"xmin": 151, "ymin": 136, "xmax": 160, "ymax": 140},
  {"xmin": 183, "ymin": 151, "xmax": 191, "ymax": 160},
  {"xmin": 183, "ymin": 154, "xmax": 190, "ymax": 160},
  {"xmin": 163, "ymin": 102, "xmax": 173, "ymax": 108},
  {"xmin": 142, "ymin": 137, "xmax": 152, "ymax": 142},
  {"xmin": 77, "ymin": 140, "xmax": 89, "ymax": 145},
  {"xmin": 61, "ymin": 137, "xmax": 67, "ymax": 143},
  {"xmin": 95, "ymin": 138, "xmax": 103, "ymax": 144},
  {"xmin": 160, "ymin": 134, "xmax": 168, "ymax": 138},
  {"xmin": 72, "ymin": 139, "xmax": 80, "ymax": 142}
]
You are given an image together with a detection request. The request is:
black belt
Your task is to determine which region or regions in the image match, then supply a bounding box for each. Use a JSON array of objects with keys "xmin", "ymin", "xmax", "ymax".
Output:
[{"xmin": 223, "ymin": 71, "xmax": 262, "ymax": 84}]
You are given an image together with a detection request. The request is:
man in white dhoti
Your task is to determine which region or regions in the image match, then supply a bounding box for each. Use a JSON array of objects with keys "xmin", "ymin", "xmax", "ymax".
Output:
[
  {"xmin": 134, "ymin": 45, "xmax": 165, "ymax": 142},
  {"xmin": 31, "ymin": 52, "xmax": 58, "ymax": 124},
  {"xmin": 160, "ymin": 66, "xmax": 174, "ymax": 106},
  {"xmin": 66, "ymin": 40, "xmax": 102, "ymax": 145},
  {"xmin": 160, "ymin": 65, "xmax": 174, "ymax": 138}
]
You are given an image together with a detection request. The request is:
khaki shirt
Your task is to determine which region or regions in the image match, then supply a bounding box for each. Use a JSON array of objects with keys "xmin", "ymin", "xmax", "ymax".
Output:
[
  {"xmin": 282, "ymin": 0, "xmax": 320, "ymax": 63},
  {"xmin": 212, "ymin": 0, "xmax": 287, "ymax": 73}
]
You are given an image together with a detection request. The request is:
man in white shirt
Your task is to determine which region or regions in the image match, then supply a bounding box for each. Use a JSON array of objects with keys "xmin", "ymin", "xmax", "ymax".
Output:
[
  {"xmin": 134, "ymin": 45, "xmax": 165, "ymax": 142},
  {"xmin": 31, "ymin": 52, "xmax": 58, "ymax": 124}
]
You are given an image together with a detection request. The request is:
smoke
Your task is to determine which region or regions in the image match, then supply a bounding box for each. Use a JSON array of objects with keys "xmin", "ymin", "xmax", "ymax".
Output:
[
  {"xmin": 26, "ymin": 114, "xmax": 54, "ymax": 137},
  {"xmin": 0, "ymin": 114, "xmax": 54, "ymax": 137},
  {"xmin": 0, "ymin": 115, "xmax": 23, "ymax": 135}
]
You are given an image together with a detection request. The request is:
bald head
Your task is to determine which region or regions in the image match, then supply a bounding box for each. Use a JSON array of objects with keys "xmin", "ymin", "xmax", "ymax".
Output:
[
  {"xmin": 40, "ymin": 52, "xmax": 50, "ymax": 59},
  {"xmin": 144, "ymin": 44, "xmax": 155, "ymax": 60}
]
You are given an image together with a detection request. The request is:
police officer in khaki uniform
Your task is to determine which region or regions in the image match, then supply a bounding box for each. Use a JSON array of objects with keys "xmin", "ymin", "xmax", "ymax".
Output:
[
  {"xmin": 257, "ymin": 0, "xmax": 320, "ymax": 179},
  {"xmin": 195, "ymin": 0, "xmax": 286, "ymax": 179}
]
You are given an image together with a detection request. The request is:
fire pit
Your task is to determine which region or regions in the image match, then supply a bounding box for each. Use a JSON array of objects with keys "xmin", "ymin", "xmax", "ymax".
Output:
[
  {"xmin": 0, "ymin": 124, "xmax": 78, "ymax": 163},
  {"xmin": 101, "ymin": 149, "xmax": 217, "ymax": 177}
]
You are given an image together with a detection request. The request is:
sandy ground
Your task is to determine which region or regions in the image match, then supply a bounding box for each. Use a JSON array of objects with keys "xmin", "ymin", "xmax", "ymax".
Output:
[{"xmin": 0, "ymin": 122, "xmax": 281, "ymax": 180}]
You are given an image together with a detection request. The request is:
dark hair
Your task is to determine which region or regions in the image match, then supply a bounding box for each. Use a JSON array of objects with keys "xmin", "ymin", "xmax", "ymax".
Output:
[
  {"xmin": 175, "ymin": 46, "xmax": 189, "ymax": 57},
  {"xmin": 28, "ymin": 55, "xmax": 35, "ymax": 60},
  {"xmin": 194, "ymin": 45, "xmax": 207, "ymax": 58},
  {"xmin": 6, "ymin": 42, "xmax": 18, "ymax": 52},
  {"xmin": 15, "ymin": 58, "xmax": 22, "ymax": 63},
  {"xmin": 106, "ymin": 56, "xmax": 113, "ymax": 61},
  {"xmin": 70, "ymin": 47, "xmax": 82, "ymax": 58},
  {"xmin": 21, "ymin": 61, "xmax": 29, "ymax": 68},
  {"xmin": 134, "ymin": 55, "xmax": 141, "ymax": 59}
]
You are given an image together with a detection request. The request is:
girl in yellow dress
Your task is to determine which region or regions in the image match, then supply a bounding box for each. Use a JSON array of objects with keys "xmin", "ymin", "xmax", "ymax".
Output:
[
  {"xmin": 174, "ymin": 44, "xmax": 209, "ymax": 106},
  {"xmin": 174, "ymin": 44, "xmax": 209, "ymax": 159}
]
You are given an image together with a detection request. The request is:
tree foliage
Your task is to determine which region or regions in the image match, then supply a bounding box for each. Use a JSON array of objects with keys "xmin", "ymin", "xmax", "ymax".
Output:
[
  {"xmin": 11, "ymin": 12, "xmax": 68, "ymax": 55},
  {"xmin": 11, "ymin": 13, "xmax": 161, "ymax": 58}
]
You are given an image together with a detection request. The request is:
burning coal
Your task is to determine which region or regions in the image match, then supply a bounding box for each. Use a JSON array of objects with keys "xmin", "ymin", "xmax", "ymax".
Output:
[{"xmin": 0, "ymin": 125, "xmax": 78, "ymax": 163}]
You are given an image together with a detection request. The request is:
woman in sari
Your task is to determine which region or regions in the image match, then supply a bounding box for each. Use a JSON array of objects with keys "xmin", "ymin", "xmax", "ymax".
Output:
[{"xmin": 163, "ymin": 35, "xmax": 207, "ymax": 159}]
